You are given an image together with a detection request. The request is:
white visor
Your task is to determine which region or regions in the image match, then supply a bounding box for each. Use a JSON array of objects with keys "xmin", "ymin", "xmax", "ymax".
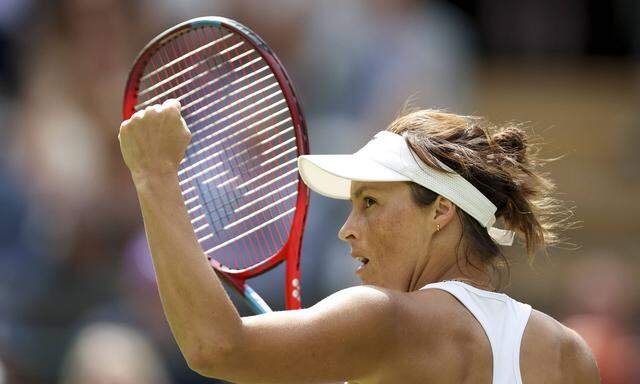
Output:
[{"xmin": 298, "ymin": 131, "xmax": 515, "ymax": 246}]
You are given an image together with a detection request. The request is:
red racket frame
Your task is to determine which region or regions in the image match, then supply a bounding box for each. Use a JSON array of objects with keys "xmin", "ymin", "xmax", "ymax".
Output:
[{"xmin": 122, "ymin": 17, "xmax": 309, "ymax": 311}]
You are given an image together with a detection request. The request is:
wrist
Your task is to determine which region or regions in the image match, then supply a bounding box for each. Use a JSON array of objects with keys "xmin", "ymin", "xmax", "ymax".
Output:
[{"xmin": 132, "ymin": 170, "xmax": 179, "ymax": 191}]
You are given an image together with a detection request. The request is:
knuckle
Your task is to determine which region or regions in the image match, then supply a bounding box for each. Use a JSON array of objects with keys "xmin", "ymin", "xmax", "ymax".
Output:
[
  {"xmin": 163, "ymin": 98, "xmax": 178, "ymax": 107},
  {"xmin": 168, "ymin": 109, "xmax": 180, "ymax": 120},
  {"xmin": 163, "ymin": 99, "xmax": 181, "ymax": 114},
  {"xmin": 145, "ymin": 105, "xmax": 159, "ymax": 116}
]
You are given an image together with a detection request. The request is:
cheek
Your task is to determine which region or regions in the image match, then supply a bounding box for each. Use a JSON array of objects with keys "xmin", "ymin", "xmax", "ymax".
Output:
[{"xmin": 370, "ymin": 205, "xmax": 426, "ymax": 267}]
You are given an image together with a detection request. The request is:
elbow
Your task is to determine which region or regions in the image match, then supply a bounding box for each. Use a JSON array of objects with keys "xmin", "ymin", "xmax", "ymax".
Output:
[
  {"xmin": 184, "ymin": 338, "xmax": 237, "ymax": 378},
  {"xmin": 185, "ymin": 351, "xmax": 216, "ymax": 377}
]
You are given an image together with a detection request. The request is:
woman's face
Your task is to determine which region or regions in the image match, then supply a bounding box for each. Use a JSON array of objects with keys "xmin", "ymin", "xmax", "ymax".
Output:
[{"xmin": 338, "ymin": 181, "xmax": 437, "ymax": 291}]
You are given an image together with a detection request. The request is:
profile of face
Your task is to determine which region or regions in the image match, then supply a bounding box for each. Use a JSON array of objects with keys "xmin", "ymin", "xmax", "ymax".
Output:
[{"xmin": 339, "ymin": 181, "xmax": 445, "ymax": 291}]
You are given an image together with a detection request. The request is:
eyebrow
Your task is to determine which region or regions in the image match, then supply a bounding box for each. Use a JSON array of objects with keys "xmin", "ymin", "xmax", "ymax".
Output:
[{"xmin": 352, "ymin": 185, "xmax": 382, "ymax": 199}]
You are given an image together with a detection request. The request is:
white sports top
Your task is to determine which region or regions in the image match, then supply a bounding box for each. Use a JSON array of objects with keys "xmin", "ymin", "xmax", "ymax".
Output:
[{"xmin": 420, "ymin": 281, "xmax": 532, "ymax": 384}]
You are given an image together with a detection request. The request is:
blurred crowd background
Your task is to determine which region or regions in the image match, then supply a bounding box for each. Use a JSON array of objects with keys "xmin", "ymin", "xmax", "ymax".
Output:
[{"xmin": 0, "ymin": 0, "xmax": 639, "ymax": 383}]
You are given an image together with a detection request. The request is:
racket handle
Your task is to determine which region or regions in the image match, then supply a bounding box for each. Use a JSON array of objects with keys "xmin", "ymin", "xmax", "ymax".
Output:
[
  {"xmin": 243, "ymin": 284, "xmax": 273, "ymax": 314},
  {"xmin": 217, "ymin": 271, "xmax": 273, "ymax": 314}
]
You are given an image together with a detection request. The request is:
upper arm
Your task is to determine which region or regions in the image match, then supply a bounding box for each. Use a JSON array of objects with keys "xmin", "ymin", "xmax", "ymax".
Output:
[
  {"xmin": 198, "ymin": 286, "xmax": 402, "ymax": 384},
  {"xmin": 563, "ymin": 328, "xmax": 601, "ymax": 384}
]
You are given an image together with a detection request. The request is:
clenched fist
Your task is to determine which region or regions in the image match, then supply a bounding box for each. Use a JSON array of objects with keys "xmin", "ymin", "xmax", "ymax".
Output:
[{"xmin": 118, "ymin": 99, "xmax": 192, "ymax": 180}]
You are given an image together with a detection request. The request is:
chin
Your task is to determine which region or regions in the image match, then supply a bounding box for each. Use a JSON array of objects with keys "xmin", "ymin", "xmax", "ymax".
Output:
[
  {"xmin": 357, "ymin": 276, "xmax": 384, "ymax": 288},
  {"xmin": 356, "ymin": 266, "xmax": 392, "ymax": 288},
  {"xmin": 356, "ymin": 274, "xmax": 372, "ymax": 286}
]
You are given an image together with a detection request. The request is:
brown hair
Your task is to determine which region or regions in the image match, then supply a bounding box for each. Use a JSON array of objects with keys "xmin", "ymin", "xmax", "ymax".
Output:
[{"xmin": 387, "ymin": 109, "xmax": 570, "ymax": 288}]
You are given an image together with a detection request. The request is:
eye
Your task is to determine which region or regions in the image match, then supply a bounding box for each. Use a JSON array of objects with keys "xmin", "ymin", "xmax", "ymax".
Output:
[{"xmin": 363, "ymin": 197, "xmax": 376, "ymax": 208}]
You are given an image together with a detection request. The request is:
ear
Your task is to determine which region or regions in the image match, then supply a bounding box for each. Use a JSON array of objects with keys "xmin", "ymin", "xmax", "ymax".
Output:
[{"xmin": 432, "ymin": 196, "xmax": 456, "ymax": 229}]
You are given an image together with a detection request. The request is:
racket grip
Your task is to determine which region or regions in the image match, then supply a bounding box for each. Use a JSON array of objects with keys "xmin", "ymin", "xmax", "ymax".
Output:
[
  {"xmin": 217, "ymin": 271, "xmax": 272, "ymax": 314},
  {"xmin": 243, "ymin": 284, "xmax": 273, "ymax": 314}
]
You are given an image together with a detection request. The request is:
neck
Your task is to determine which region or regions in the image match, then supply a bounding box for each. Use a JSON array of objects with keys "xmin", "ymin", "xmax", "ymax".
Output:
[{"xmin": 410, "ymin": 251, "xmax": 495, "ymax": 292}]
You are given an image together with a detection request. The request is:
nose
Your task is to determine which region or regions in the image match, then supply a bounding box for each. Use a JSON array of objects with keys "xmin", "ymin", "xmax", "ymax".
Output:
[{"xmin": 338, "ymin": 210, "xmax": 358, "ymax": 242}]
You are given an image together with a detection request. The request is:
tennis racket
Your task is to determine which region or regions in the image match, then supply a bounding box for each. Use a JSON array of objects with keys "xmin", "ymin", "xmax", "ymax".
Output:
[{"xmin": 122, "ymin": 16, "xmax": 309, "ymax": 314}]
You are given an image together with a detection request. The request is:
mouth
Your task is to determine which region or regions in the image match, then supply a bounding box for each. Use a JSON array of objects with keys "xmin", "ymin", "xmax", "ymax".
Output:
[{"xmin": 352, "ymin": 255, "xmax": 370, "ymax": 275}]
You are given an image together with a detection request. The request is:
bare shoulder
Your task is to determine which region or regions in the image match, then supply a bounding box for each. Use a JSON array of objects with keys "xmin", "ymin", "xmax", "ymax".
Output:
[
  {"xmin": 318, "ymin": 286, "xmax": 468, "ymax": 350},
  {"xmin": 308, "ymin": 285, "xmax": 404, "ymax": 343},
  {"xmin": 560, "ymin": 321, "xmax": 601, "ymax": 383},
  {"xmin": 522, "ymin": 309, "xmax": 601, "ymax": 384},
  {"xmin": 315, "ymin": 285, "xmax": 400, "ymax": 309},
  {"xmin": 323, "ymin": 285, "xmax": 477, "ymax": 327}
]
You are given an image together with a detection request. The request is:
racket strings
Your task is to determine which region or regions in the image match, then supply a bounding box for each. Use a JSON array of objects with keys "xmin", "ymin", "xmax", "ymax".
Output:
[
  {"xmin": 177, "ymin": 118, "xmax": 293, "ymax": 180},
  {"xmin": 139, "ymin": 32, "xmax": 234, "ymax": 82},
  {"xmin": 206, "ymin": 28, "xmax": 294, "ymax": 266},
  {"xmin": 136, "ymin": 25, "xmax": 299, "ymax": 271},
  {"xmin": 178, "ymin": 118, "xmax": 294, "ymax": 186}
]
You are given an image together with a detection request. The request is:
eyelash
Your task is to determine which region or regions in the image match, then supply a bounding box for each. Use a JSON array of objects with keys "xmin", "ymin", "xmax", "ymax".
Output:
[{"xmin": 363, "ymin": 197, "xmax": 376, "ymax": 208}]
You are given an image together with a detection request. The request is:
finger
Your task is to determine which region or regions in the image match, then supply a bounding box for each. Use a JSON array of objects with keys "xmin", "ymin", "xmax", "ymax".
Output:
[
  {"xmin": 180, "ymin": 117, "xmax": 191, "ymax": 134},
  {"xmin": 132, "ymin": 109, "xmax": 145, "ymax": 120},
  {"xmin": 163, "ymin": 98, "xmax": 181, "ymax": 113},
  {"xmin": 146, "ymin": 104, "xmax": 162, "ymax": 114},
  {"xmin": 119, "ymin": 119, "xmax": 130, "ymax": 133},
  {"xmin": 118, "ymin": 120, "xmax": 129, "ymax": 141}
]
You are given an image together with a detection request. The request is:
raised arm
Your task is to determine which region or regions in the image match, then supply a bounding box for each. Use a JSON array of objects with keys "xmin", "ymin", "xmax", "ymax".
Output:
[
  {"xmin": 119, "ymin": 99, "xmax": 243, "ymax": 364},
  {"xmin": 118, "ymin": 100, "xmax": 402, "ymax": 383}
]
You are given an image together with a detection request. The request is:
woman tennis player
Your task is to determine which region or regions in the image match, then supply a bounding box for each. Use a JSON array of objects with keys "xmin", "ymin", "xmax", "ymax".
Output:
[{"xmin": 119, "ymin": 100, "xmax": 600, "ymax": 383}]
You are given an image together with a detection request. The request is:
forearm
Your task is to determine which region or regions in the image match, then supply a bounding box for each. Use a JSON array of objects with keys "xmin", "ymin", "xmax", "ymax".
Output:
[
  {"xmin": 133, "ymin": 172, "xmax": 242, "ymax": 362},
  {"xmin": 118, "ymin": 101, "xmax": 396, "ymax": 383}
]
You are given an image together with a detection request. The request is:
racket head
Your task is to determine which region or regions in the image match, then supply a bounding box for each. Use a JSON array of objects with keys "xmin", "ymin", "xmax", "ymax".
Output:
[{"xmin": 123, "ymin": 17, "xmax": 309, "ymax": 309}]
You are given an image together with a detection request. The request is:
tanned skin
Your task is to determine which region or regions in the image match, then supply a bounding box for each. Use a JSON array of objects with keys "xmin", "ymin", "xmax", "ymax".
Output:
[{"xmin": 118, "ymin": 99, "xmax": 601, "ymax": 383}]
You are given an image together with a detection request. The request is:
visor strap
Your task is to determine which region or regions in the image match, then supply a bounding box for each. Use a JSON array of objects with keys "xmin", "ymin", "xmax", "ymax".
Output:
[{"xmin": 362, "ymin": 131, "xmax": 516, "ymax": 246}]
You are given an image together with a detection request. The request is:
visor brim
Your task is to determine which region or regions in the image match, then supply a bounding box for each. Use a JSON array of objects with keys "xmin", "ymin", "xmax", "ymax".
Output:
[{"xmin": 297, "ymin": 154, "xmax": 410, "ymax": 200}]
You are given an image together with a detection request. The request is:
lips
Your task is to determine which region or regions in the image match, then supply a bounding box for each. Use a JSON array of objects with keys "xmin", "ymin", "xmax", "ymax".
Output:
[
  {"xmin": 352, "ymin": 254, "xmax": 369, "ymax": 276},
  {"xmin": 354, "ymin": 256, "xmax": 369, "ymax": 265}
]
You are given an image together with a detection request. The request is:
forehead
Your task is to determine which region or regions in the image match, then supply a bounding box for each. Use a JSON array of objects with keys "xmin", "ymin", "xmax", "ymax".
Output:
[{"xmin": 349, "ymin": 181, "xmax": 409, "ymax": 198}]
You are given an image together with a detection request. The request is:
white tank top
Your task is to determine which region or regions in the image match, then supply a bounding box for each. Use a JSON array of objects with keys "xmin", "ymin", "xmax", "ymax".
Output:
[{"xmin": 420, "ymin": 281, "xmax": 532, "ymax": 384}]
